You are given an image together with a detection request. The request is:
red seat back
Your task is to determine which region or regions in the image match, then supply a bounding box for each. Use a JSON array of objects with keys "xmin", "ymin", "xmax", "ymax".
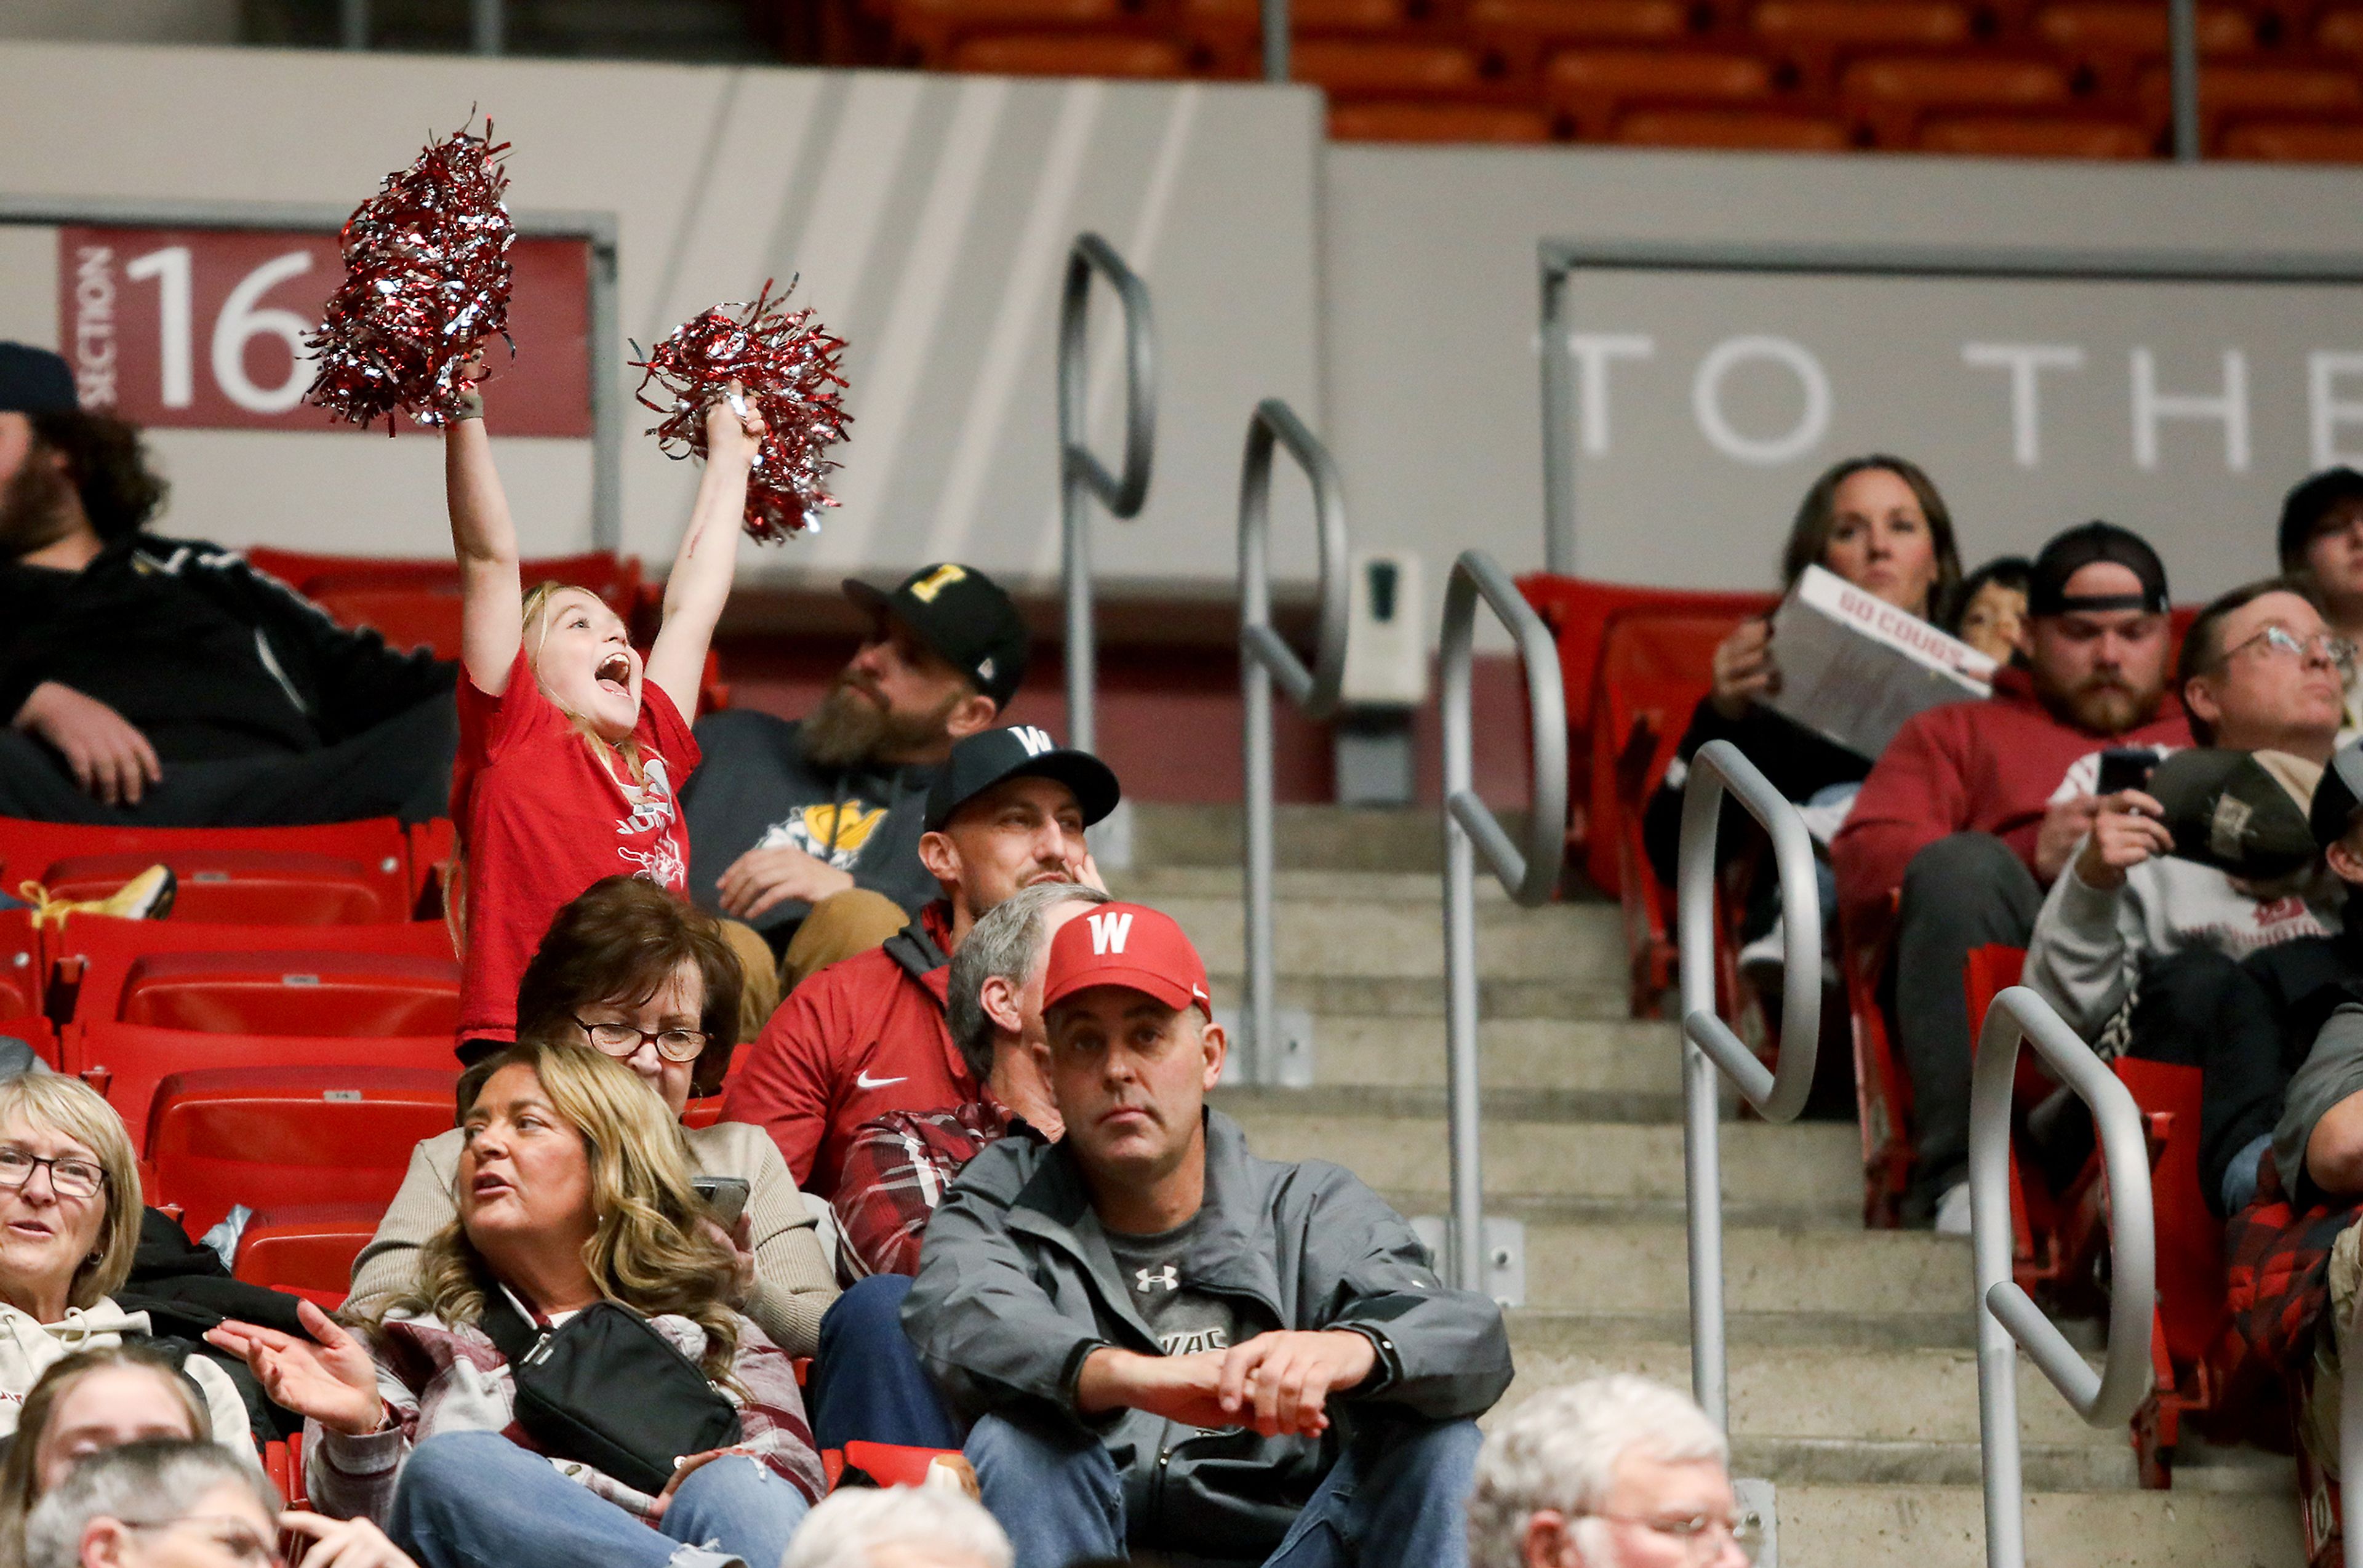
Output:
[
  {"xmin": 146, "ymin": 1066, "xmax": 456, "ymax": 1236},
  {"xmin": 0, "ymin": 818, "xmax": 414, "ymax": 927},
  {"xmin": 841, "ymin": 1441, "xmax": 962, "ymax": 1487},
  {"xmin": 232, "ymin": 1202, "xmax": 388, "ymax": 1298},
  {"xmin": 1586, "ymin": 607, "xmax": 1764, "ymax": 894},
  {"xmin": 66, "ymin": 1022, "xmax": 454, "ymax": 1156},
  {"xmin": 0, "ymin": 910, "xmax": 38, "ymax": 1020},
  {"xmin": 52, "ymin": 916, "xmax": 455, "ymax": 1033},
  {"xmin": 2111, "ymin": 1056, "xmax": 2227, "ymax": 1368}
]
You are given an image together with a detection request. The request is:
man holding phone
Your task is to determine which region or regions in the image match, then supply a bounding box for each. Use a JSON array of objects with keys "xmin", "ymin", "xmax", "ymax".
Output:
[{"xmin": 1834, "ymin": 521, "xmax": 2191, "ymax": 1228}]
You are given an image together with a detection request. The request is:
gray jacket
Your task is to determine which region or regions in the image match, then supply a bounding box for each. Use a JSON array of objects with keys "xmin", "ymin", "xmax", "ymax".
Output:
[
  {"xmin": 2279, "ymin": 1000, "xmax": 2363, "ymax": 1207},
  {"xmin": 903, "ymin": 1109, "xmax": 1513, "ymax": 1558}
]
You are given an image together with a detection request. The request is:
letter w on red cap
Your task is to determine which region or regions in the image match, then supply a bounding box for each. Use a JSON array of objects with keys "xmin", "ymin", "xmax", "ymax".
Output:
[{"xmin": 1088, "ymin": 911, "xmax": 1134, "ymax": 955}]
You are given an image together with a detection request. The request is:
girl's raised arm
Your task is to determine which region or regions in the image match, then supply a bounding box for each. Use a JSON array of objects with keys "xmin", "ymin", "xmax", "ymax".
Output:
[
  {"xmin": 646, "ymin": 396, "xmax": 762, "ymax": 722},
  {"xmin": 447, "ymin": 394, "xmax": 524, "ymax": 696}
]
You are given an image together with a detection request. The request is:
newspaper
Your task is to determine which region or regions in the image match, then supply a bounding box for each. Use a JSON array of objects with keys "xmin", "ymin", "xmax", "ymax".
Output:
[{"xmin": 1761, "ymin": 564, "xmax": 1996, "ymax": 759}]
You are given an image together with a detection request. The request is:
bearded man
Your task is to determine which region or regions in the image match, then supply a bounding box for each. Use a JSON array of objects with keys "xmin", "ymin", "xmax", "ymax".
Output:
[
  {"xmin": 683, "ymin": 562, "xmax": 1033, "ymax": 1020},
  {"xmin": 0, "ymin": 342, "xmax": 455, "ymax": 827},
  {"xmin": 1833, "ymin": 521, "xmax": 2192, "ymax": 1225}
]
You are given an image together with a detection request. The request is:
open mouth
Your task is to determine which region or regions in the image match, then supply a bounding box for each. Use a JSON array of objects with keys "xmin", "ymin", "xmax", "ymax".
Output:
[
  {"xmin": 5, "ymin": 1220, "xmax": 52, "ymax": 1239},
  {"xmin": 596, "ymin": 652, "xmax": 633, "ymax": 694}
]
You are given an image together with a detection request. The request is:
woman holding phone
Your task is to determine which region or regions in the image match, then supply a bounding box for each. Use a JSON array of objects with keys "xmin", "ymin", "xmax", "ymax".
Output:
[{"xmin": 348, "ymin": 878, "xmax": 836, "ymax": 1357}]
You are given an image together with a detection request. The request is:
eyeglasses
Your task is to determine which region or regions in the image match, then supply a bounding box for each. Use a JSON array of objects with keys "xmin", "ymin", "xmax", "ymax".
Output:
[
  {"xmin": 2215, "ymin": 624, "xmax": 2358, "ymax": 678},
  {"xmin": 121, "ymin": 1514, "xmax": 280, "ymax": 1567},
  {"xmin": 0, "ymin": 1146, "xmax": 106, "ymax": 1200},
  {"xmin": 574, "ymin": 1016, "xmax": 708, "ymax": 1063},
  {"xmin": 1581, "ymin": 1510, "xmax": 1764, "ymax": 1564}
]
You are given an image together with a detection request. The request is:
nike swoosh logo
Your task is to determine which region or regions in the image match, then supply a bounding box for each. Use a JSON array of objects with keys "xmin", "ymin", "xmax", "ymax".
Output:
[{"xmin": 855, "ymin": 1071, "xmax": 907, "ymax": 1091}]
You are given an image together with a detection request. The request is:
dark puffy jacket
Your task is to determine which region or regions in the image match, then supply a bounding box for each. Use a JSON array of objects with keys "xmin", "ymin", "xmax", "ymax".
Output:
[{"xmin": 903, "ymin": 1110, "xmax": 1513, "ymax": 1558}]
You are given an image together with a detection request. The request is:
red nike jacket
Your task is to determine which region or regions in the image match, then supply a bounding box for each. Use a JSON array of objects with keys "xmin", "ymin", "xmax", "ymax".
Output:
[{"xmin": 719, "ymin": 901, "xmax": 977, "ymax": 1200}]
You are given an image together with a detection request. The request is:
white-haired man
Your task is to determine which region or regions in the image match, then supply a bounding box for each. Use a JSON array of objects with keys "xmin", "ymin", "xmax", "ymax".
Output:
[
  {"xmin": 1466, "ymin": 1377, "xmax": 1754, "ymax": 1568},
  {"xmin": 780, "ymin": 1484, "xmax": 1013, "ymax": 1568}
]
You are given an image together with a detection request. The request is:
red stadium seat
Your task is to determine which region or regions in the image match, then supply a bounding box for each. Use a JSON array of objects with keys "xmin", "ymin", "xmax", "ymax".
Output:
[
  {"xmin": 2322, "ymin": 6, "xmax": 2363, "ymax": 54},
  {"xmin": 65, "ymin": 1021, "xmax": 454, "ymax": 1157},
  {"xmin": 49, "ymin": 916, "xmax": 454, "ymax": 1033},
  {"xmin": 2135, "ymin": 58, "xmax": 2363, "ymax": 143},
  {"xmin": 1545, "ymin": 47, "xmax": 1780, "ymax": 137},
  {"xmin": 2219, "ymin": 115, "xmax": 2363, "ymax": 159},
  {"xmin": 1916, "ymin": 112, "xmax": 2153, "ymax": 154},
  {"xmin": 145, "ymin": 1065, "xmax": 457, "ymax": 1236},
  {"xmin": 234, "ymin": 1203, "xmax": 385, "ymax": 1299},
  {"xmin": 1751, "ymin": 0, "xmax": 1975, "ymax": 89},
  {"xmin": 242, "ymin": 549, "xmax": 641, "ymax": 610},
  {"xmin": 892, "ymin": 0, "xmax": 1134, "ymax": 58},
  {"xmin": 841, "ymin": 1441, "xmax": 964, "ymax": 1486},
  {"xmin": 1185, "ymin": 0, "xmax": 1404, "ymax": 72},
  {"xmin": 1330, "ymin": 99, "xmax": 1557, "ymax": 138},
  {"xmin": 1840, "ymin": 54, "xmax": 2076, "ymax": 145},
  {"xmin": 2034, "ymin": 1, "xmax": 2253, "ymax": 95},
  {"xmin": 1292, "ymin": 39, "xmax": 1489, "ymax": 94},
  {"xmin": 1466, "ymin": 0, "xmax": 1701, "ymax": 79},
  {"xmin": 0, "ymin": 817, "xmax": 415, "ymax": 927},
  {"xmin": 0, "ymin": 910, "xmax": 38, "ymax": 1020},
  {"xmin": 1614, "ymin": 105, "xmax": 1852, "ymax": 145},
  {"xmin": 948, "ymin": 30, "xmax": 1190, "ymax": 71}
]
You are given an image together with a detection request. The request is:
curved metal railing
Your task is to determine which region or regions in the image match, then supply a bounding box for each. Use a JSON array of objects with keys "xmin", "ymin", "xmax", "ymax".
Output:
[
  {"xmin": 1057, "ymin": 233, "xmax": 1156, "ymax": 756},
  {"xmin": 1970, "ymin": 985, "xmax": 2154, "ymax": 1568},
  {"xmin": 1237, "ymin": 399, "xmax": 1349, "ymax": 1086},
  {"xmin": 1438, "ymin": 550, "xmax": 1567, "ymax": 1292},
  {"xmin": 1673, "ymin": 739, "xmax": 1822, "ymax": 1427}
]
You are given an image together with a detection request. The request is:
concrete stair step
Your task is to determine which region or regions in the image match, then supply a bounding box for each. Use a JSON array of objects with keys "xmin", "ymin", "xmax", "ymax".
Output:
[
  {"xmin": 1513, "ymin": 1222, "xmax": 1970, "ymax": 1316},
  {"xmin": 1154, "ymin": 890, "xmax": 1619, "ymax": 985},
  {"xmin": 1508, "ymin": 1308, "xmax": 1980, "ymax": 1353},
  {"xmin": 1208, "ymin": 972, "xmax": 1632, "ymax": 1023},
  {"xmin": 1215, "ymin": 1102, "xmax": 1859, "ymax": 1215},
  {"xmin": 1261, "ymin": 1015, "xmax": 1684, "ymax": 1098},
  {"xmin": 1112, "ymin": 865, "xmax": 1519, "ymax": 906},
  {"xmin": 1131, "ymin": 804, "xmax": 1536, "ymax": 874},
  {"xmin": 1775, "ymin": 1486, "xmax": 2301, "ymax": 1567}
]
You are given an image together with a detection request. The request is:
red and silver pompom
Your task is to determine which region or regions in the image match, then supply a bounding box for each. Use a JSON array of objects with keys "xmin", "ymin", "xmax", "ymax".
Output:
[
  {"xmin": 305, "ymin": 120, "xmax": 516, "ymax": 433},
  {"xmin": 632, "ymin": 279, "xmax": 850, "ymax": 543}
]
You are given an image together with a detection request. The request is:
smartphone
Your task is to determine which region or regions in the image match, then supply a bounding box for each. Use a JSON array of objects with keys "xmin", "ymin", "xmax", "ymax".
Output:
[
  {"xmin": 691, "ymin": 1175, "xmax": 751, "ymax": 1230},
  {"xmin": 2095, "ymin": 748, "xmax": 2159, "ymax": 798}
]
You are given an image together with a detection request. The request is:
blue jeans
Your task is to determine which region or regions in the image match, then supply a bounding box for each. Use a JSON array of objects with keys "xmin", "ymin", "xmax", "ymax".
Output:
[
  {"xmin": 387, "ymin": 1430, "xmax": 812, "ymax": 1568},
  {"xmin": 807, "ymin": 1273, "xmax": 963, "ymax": 1452},
  {"xmin": 967, "ymin": 1410, "xmax": 1482, "ymax": 1568}
]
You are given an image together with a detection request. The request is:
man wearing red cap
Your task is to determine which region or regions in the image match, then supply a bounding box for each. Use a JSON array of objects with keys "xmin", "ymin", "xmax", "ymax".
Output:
[{"xmin": 904, "ymin": 902, "xmax": 1511, "ymax": 1568}]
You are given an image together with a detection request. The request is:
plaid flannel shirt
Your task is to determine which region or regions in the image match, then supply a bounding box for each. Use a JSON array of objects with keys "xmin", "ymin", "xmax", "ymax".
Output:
[
  {"xmin": 2226, "ymin": 1149, "xmax": 2363, "ymax": 1377},
  {"xmin": 831, "ymin": 1098, "xmax": 1015, "ymax": 1279}
]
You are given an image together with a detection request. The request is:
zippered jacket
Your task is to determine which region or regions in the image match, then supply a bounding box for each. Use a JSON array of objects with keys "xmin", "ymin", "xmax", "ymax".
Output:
[
  {"xmin": 903, "ymin": 1109, "xmax": 1513, "ymax": 1558},
  {"xmin": 0, "ymin": 534, "xmax": 453, "ymax": 761}
]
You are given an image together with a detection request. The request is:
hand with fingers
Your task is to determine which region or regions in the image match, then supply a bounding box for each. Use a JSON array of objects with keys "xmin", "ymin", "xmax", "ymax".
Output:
[
  {"xmin": 278, "ymin": 1511, "xmax": 420, "ymax": 1568},
  {"xmin": 697, "ymin": 1211, "xmax": 758, "ymax": 1308},
  {"xmin": 2073, "ymin": 788, "xmax": 2174, "ymax": 892},
  {"xmin": 14, "ymin": 681, "xmax": 162, "ymax": 806},
  {"xmin": 646, "ymin": 1446, "xmax": 759, "ymax": 1525},
  {"xmin": 716, "ymin": 842, "xmax": 853, "ymax": 921},
  {"xmin": 703, "ymin": 381, "xmax": 768, "ymax": 463},
  {"xmin": 204, "ymin": 1297, "xmax": 386, "ymax": 1438},
  {"xmin": 1213, "ymin": 1330, "xmax": 1378, "ymax": 1439},
  {"xmin": 1708, "ymin": 618, "xmax": 1778, "ymax": 721}
]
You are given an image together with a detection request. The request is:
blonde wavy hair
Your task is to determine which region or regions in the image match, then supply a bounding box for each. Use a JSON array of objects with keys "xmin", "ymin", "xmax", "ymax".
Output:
[
  {"xmin": 0, "ymin": 1076, "xmax": 141, "ymax": 1313},
  {"xmin": 377, "ymin": 1036, "xmax": 742, "ymax": 1382}
]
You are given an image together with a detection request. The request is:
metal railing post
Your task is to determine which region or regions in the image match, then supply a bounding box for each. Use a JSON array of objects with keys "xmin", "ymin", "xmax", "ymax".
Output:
[
  {"xmin": 1262, "ymin": 0, "xmax": 1291, "ymax": 79},
  {"xmin": 1970, "ymin": 986, "xmax": 2154, "ymax": 1568},
  {"xmin": 472, "ymin": 0, "xmax": 505, "ymax": 54},
  {"xmin": 1057, "ymin": 234, "xmax": 1156, "ymax": 756},
  {"xmin": 1239, "ymin": 400, "xmax": 1349, "ymax": 1086},
  {"xmin": 1439, "ymin": 550, "xmax": 1566, "ymax": 1292},
  {"xmin": 340, "ymin": 0, "xmax": 371, "ymax": 49},
  {"xmin": 2168, "ymin": 0, "xmax": 2202, "ymax": 162},
  {"xmin": 1673, "ymin": 740, "xmax": 1821, "ymax": 1429}
]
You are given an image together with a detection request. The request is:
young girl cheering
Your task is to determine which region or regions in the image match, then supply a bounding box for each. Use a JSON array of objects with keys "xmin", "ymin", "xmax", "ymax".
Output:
[{"xmin": 446, "ymin": 376, "xmax": 762, "ymax": 1048}]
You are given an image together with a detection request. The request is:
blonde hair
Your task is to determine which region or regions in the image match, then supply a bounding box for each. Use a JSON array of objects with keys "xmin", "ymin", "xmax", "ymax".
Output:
[
  {"xmin": 0, "ymin": 1346, "xmax": 206, "ymax": 1562},
  {"xmin": 0, "ymin": 1078, "xmax": 140, "ymax": 1312},
  {"xmin": 383, "ymin": 1036, "xmax": 742, "ymax": 1382}
]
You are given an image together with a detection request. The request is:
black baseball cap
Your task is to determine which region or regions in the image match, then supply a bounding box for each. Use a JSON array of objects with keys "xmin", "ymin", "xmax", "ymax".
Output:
[
  {"xmin": 2148, "ymin": 748, "xmax": 2322, "ymax": 878},
  {"xmin": 0, "ymin": 344, "xmax": 75, "ymax": 416},
  {"xmin": 2279, "ymin": 468, "xmax": 2363, "ymax": 572},
  {"xmin": 2028, "ymin": 521, "xmax": 2170, "ymax": 618},
  {"xmin": 924, "ymin": 725, "xmax": 1120, "ymax": 832},
  {"xmin": 844, "ymin": 564, "xmax": 1029, "ymax": 710},
  {"xmin": 2314, "ymin": 740, "xmax": 2363, "ymax": 850}
]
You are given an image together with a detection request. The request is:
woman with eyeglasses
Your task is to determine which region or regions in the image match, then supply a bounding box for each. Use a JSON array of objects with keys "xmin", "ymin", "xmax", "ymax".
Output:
[
  {"xmin": 0, "ymin": 1078, "xmax": 250, "ymax": 1455},
  {"xmin": 205, "ymin": 1040, "xmax": 823, "ymax": 1568},
  {"xmin": 23, "ymin": 1436, "xmax": 415, "ymax": 1568},
  {"xmin": 347, "ymin": 876, "xmax": 836, "ymax": 1358}
]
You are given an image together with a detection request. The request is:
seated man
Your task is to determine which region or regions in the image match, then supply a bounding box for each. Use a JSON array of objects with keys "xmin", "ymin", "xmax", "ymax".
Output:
[
  {"xmin": 1833, "ymin": 521, "xmax": 2191, "ymax": 1226},
  {"xmin": 832, "ymin": 878, "xmax": 1107, "ymax": 1278},
  {"xmin": 1465, "ymin": 1375, "xmax": 1751, "ymax": 1568},
  {"xmin": 0, "ymin": 343, "xmax": 454, "ymax": 826},
  {"xmin": 684, "ymin": 562, "xmax": 1030, "ymax": 1015},
  {"xmin": 720, "ymin": 724, "xmax": 1118, "ymax": 1200},
  {"xmin": 2025, "ymin": 578, "xmax": 2346, "ymax": 1066},
  {"xmin": 908, "ymin": 902, "xmax": 1511, "ymax": 1567},
  {"xmin": 2278, "ymin": 465, "xmax": 2363, "ymax": 742}
]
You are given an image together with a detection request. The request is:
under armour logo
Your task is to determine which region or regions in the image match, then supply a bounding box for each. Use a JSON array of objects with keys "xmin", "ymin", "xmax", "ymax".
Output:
[
  {"xmin": 1088, "ymin": 911, "xmax": 1134, "ymax": 955},
  {"xmin": 1136, "ymin": 1265, "xmax": 1178, "ymax": 1293},
  {"xmin": 1011, "ymin": 724, "xmax": 1055, "ymax": 756}
]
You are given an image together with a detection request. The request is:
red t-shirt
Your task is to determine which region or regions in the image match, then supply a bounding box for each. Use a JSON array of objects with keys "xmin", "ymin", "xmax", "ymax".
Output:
[{"xmin": 450, "ymin": 647, "xmax": 700, "ymax": 1043}]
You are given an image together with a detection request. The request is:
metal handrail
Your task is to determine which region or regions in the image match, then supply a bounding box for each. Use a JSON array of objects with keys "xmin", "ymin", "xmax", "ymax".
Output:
[
  {"xmin": 1057, "ymin": 233, "xmax": 1156, "ymax": 756},
  {"xmin": 1239, "ymin": 399, "xmax": 1350, "ymax": 1086},
  {"xmin": 1673, "ymin": 740, "xmax": 1822, "ymax": 1428},
  {"xmin": 1970, "ymin": 986, "xmax": 2155, "ymax": 1568},
  {"xmin": 1439, "ymin": 550, "xmax": 1567, "ymax": 1292}
]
